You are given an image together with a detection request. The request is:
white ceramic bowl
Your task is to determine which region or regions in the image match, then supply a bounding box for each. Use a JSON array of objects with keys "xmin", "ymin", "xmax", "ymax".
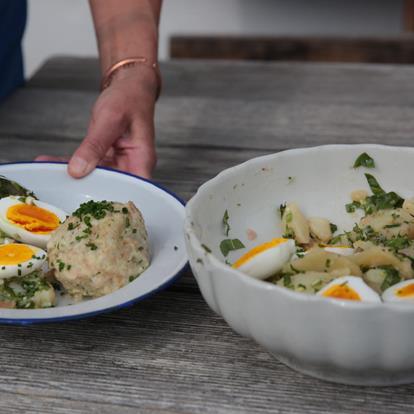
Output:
[{"xmin": 185, "ymin": 144, "xmax": 414, "ymax": 386}]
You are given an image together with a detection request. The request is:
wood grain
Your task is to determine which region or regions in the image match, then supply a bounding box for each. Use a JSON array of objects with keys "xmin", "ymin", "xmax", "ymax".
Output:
[{"xmin": 0, "ymin": 57, "xmax": 414, "ymax": 413}]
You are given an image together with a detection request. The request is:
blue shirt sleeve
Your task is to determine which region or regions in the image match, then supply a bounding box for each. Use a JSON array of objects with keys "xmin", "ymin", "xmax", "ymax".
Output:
[{"xmin": 0, "ymin": 0, "xmax": 27, "ymax": 102}]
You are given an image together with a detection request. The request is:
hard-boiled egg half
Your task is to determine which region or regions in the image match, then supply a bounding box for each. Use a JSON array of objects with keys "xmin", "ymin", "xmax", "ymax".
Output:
[
  {"xmin": 0, "ymin": 196, "xmax": 67, "ymax": 248},
  {"xmin": 0, "ymin": 243, "xmax": 46, "ymax": 279},
  {"xmin": 383, "ymin": 280, "xmax": 414, "ymax": 302},
  {"xmin": 317, "ymin": 276, "xmax": 381, "ymax": 303},
  {"xmin": 232, "ymin": 238, "xmax": 296, "ymax": 280}
]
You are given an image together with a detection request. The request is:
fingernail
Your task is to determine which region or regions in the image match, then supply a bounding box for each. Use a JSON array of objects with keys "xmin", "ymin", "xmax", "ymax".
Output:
[{"xmin": 69, "ymin": 156, "xmax": 90, "ymax": 176}]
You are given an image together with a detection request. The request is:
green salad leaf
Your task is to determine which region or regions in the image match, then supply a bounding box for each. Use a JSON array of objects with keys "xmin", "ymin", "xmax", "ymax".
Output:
[
  {"xmin": 345, "ymin": 174, "xmax": 404, "ymax": 215},
  {"xmin": 379, "ymin": 266, "xmax": 401, "ymax": 292},
  {"xmin": 222, "ymin": 209, "xmax": 230, "ymax": 236},
  {"xmin": 220, "ymin": 238, "xmax": 245, "ymax": 257},
  {"xmin": 0, "ymin": 175, "xmax": 36, "ymax": 199},
  {"xmin": 353, "ymin": 153, "xmax": 375, "ymax": 169}
]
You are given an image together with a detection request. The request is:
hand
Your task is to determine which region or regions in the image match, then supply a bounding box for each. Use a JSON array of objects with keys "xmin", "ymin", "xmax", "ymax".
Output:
[{"xmin": 36, "ymin": 67, "xmax": 158, "ymax": 179}]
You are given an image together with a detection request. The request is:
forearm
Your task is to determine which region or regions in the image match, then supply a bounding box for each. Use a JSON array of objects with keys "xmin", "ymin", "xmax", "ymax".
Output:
[{"xmin": 89, "ymin": 0, "xmax": 161, "ymax": 73}]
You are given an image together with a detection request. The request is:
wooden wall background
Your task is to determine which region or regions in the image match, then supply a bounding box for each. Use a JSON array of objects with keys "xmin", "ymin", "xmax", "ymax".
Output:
[{"xmin": 171, "ymin": 0, "xmax": 414, "ymax": 64}]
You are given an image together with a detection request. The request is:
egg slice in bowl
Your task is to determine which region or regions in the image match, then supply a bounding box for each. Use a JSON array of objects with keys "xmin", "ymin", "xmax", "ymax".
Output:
[
  {"xmin": 317, "ymin": 276, "xmax": 381, "ymax": 303},
  {"xmin": 232, "ymin": 238, "xmax": 296, "ymax": 280},
  {"xmin": 383, "ymin": 280, "xmax": 414, "ymax": 302}
]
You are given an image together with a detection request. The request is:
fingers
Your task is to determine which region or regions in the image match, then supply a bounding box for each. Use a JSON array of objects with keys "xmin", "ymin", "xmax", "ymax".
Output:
[
  {"xmin": 68, "ymin": 106, "xmax": 127, "ymax": 178},
  {"xmin": 121, "ymin": 119, "xmax": 157, "ymax": 178}
]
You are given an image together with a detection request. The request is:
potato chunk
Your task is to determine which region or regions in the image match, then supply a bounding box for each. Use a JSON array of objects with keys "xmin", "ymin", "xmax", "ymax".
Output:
[
  {"xmin": 363, "ymin": 268, "xmax": 387, "ymax": 293},
  {"xmin": 403, "ymin": 198, "xmax": 414, "ymax": 216},
  {"xmin": 276, "ymin": 271, "xmax": 335, "ymax": 294},
  {"xmin": 281, "ymin": 202, "xmax": 310, "ymax": 244},
  {"xmin": 359, "ymin": 208, "xmax": 414, "ymax": 240},
  {"xmin": 308, "ymin": 217, "xmax": 332, "ymax": 243},
  {"xmin": 351, "ymin": 190, "xmax": 368, "ymax": 202},
  {"xmin": 350, "ymin": 246, "xmax": 413, "ymax": 279},
  {"xmin": 287, "ymin": 248, "xmax": 362, "ymax": 276}
]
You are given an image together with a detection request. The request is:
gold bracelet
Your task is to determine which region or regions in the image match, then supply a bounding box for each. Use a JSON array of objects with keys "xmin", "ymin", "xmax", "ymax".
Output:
[{"xmin": 101, "ymin": 57, "xmax": 162, "ymax": 99}]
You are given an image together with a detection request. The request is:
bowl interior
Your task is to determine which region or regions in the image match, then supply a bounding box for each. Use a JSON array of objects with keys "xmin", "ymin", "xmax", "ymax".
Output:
[{"xmin": 189, "ymin": 145, "xmax": 414, "ymax": 265}]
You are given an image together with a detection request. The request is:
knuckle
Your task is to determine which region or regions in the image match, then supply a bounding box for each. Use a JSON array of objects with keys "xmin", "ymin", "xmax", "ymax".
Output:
[{"xmin": 82, "ymin": 137, "xmax": 108, "ymax": 159}]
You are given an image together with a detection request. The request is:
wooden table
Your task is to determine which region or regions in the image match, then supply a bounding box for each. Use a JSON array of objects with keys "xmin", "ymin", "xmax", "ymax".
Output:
[{"xmin": 0, "ymin": 57, "xmax": 414, "ymax": 413}]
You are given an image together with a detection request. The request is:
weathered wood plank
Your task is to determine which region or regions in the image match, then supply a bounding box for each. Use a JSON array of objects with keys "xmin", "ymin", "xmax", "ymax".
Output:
[
  {"xmin": 2, "ymin": 86, "xmax": 414, "ymax": 152},
  {"xmin": 26, "ymin": 57, "xmax": 101, "ymax": 92}
]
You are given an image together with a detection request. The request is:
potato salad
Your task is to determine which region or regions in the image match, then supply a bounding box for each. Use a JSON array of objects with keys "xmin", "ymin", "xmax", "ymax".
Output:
[{"xmin": 222, "ymin": 153, "xmax": 414, "ymax": 303}]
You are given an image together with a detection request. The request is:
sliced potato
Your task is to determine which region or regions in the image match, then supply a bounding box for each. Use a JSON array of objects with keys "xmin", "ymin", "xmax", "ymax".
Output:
[
  {"xmin": 288, "ymin": 248, "xmax": 362, "ymax": 276},
  {"xmin": 350, "ymin": 246, "xmax": 413, "ymax": 279},
  {"xmin": 329, "ymin": 234, "xmax": 353, "ymax": 247},
  {"xmin": 32, "ymin": 285, "xmax": 56, "ymax": 308},
  {"xmin": 351, "ymin": 189, "xmax": 368, "ymax": 202},
  {"xmin": 403, "ymin": 198, "xmax": 414, "ymax": 216},
  {"xmin": 359, "ymin": 208, "xmax": 414, "ymax": 240},
  {"xmin": 276, "ymin": 271, "xmax": 335, "ymax": 294},
  {"xmin": 353, "ymin": 240, "xmax": 376, "ymax": 251},
  {"xmin": 281, "ymin": 202, "xmax": 310, "ymax": 244},
  {"xmin": 308, "ymin": 217, "xmax": 332, "ymax": 243},
  {"xmin": 363, "ymin": 268, "xmax": 387, "ymax": 294}
]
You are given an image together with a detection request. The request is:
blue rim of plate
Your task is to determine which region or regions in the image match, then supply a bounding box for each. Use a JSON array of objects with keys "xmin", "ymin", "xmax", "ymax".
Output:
[{"xmin": 0, "ymin": 161, "xmax": 188, "ymax": 325}]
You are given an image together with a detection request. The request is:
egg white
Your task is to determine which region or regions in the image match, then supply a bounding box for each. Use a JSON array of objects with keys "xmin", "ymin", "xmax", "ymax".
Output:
[
  {"xmin": 0, "ymin": 243, "xmax": 46, "ymax": 279},
  {"xmin": 382, "ymin": 279, "xmax": 414, "ymax": 302},
  {"xmin": 322, "ymin": 246, "xmax": 355, "ymax": 256},
  {"xmin": 0, "ymin": 196, "xmax": 67, "ymax": 248},
  {"xmin": 232, "ymin": 238, "xmax": 296, "ymax": 280},
  {"xmin": 317, "ymin": 276, "xmax": 381, "ymax": 303}
]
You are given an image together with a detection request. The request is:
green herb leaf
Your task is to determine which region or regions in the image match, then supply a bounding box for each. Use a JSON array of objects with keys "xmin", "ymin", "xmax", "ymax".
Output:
[
  {"xmin": 86, "ymin": 242, "xmax": 98, "ymax": 251},
  {"xmin": 347, "ymin": 174, "xmax": 404, "ymax": 214},
  {"xmin": 385, "ymin": 236, "xmax": 411, "ymax": 252},
  {"xmin": 73, "ymin": 200, "xmax": 115, "ymax": 221},
  {"xmin": 58, "ymin": 261, "xmax": 65, "ymax": 272},
  {"xmin": 365, "ymin": 173, "xmax": 385, "ymax": 196},
  {"xmin": 383, "ymin": 223, "xmax": 401, "ymax": 229},
  {"xmin": 223, "ymin": 209, "xmax": 230, "ymax": 236},
  {"xmin": 283, "ymin": 274, "xmax": 293, "ymax": 288},
  {"xmin": 379, "ymin": 266, "xmax": 401, "ymax": 291},
  {"xmin": 353, "ymin": 153, "xmax": 375, "ymax": 169},
  {"xmin": 201, "ymin": 244, "xmax": 212, "ymax": 253},
  {"xmin": 330, "ymin": 223, "xmax": 338, "ymax": 233},
  {"xmin": 219, "ymin": 238, "xmax": 245, "ymax": 257}
]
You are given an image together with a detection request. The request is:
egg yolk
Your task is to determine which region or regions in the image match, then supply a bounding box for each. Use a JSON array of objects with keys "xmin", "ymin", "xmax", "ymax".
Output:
[
  {"xmin": 322, "ymin": 284, "xmax": 361, "ymax": 301},
  {"xmin": 0, "ymin": 243, "xmax": 34, "ymax": 265},
  {"xmin": 7, "ymin": 204, "xmax": 60, "ymax": 234},
  {"xmin": 232, "ymin": 238, "xmax": 288, "ymax": 269},
  {"xmin": 396, "ymin": 284, "xmax": 414, "ymax": 298}
]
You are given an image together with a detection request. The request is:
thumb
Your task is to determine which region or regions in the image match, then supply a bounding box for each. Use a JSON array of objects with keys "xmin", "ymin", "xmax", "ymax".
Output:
[{"xmin": 68, "ymin": 108, "xmax": 126, "ymax": 178}]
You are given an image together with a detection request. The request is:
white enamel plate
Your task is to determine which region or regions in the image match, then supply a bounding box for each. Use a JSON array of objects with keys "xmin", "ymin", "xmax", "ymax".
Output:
[{"xmin": 0, "ymin": 162, "xmax": 187, "ymax": 324}]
